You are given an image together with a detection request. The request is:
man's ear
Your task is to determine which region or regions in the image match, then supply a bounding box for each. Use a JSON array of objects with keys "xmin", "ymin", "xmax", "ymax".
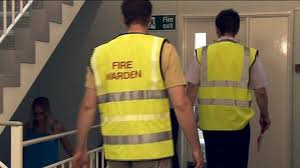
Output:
[
  {"xmin": 123, "ymin": 16, "xmax": 127, "ymax": 26},
  {"xmin": 216, "ymin": 27, "xmax": 221, "ymax": 36},
  {"xmin": 147, "ymin": 16, "xmax": 152, "ymax": 25}
]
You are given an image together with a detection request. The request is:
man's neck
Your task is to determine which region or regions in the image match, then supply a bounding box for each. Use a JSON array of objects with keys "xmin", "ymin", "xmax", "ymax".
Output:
[
  {"xmin": 218, "ymin": 33, "xmax": 235, "ymax": 39},
  {"xmin": 127, "ymin": 23, "xmax": 148, "ymax": 34}
]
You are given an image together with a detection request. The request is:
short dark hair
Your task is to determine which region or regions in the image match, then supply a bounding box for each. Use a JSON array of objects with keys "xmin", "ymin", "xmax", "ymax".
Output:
[
  {"xmin": 32, "ymin": 97, "xmax": 50, "ymax": 114},
  {"xmin": 215, "ymin": 9, "xmax": 240, "ymax": 36},
  {"xmin": 121, "ymin": 0, "xmax": 152, "ymax": 26}
]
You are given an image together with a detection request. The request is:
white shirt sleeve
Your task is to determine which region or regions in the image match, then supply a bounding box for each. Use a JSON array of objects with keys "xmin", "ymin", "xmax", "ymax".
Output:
[
  {"xmin": 186, "ymin": 54, "xmax": 201, "ymax": 85},
  {"xmin": 249, "ymin": 57, "xmax": 268, "ymax": 89}
]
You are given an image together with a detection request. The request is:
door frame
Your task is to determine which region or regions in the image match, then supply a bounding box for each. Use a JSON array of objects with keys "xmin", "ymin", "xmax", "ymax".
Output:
[
  {"xmin": 292, "ymin": 8, "xmax": 300, "ymax": 168},
  {"xmin": 177, "ymin": 11, "xmax": 294, "ymax": 168}
]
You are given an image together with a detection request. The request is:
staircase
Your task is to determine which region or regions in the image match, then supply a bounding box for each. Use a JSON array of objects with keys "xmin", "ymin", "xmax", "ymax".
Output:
[{"xmin": 0, "ymin": 0, "xmax": 85, "ymax": 133}]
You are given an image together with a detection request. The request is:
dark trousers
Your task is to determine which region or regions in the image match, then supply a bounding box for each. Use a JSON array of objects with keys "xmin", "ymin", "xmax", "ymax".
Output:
[
  {"xmin": 203, "ymin": 124, "xmax": 250, "ymax": 168},
  {"xmin": 170, "ymin": 108, "xmax": 180, "ymax": 168}
]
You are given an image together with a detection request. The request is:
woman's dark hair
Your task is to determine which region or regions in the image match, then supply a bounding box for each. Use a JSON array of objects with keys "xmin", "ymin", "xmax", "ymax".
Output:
[
  {"xmin": 121, "ymin": 0, "xmax": 152, "ymax": 26},
  {"xmin": 32, "ymin": 97, "xmax": 51, "ymax": 114},
  {"xmin": 215, "ymin": 9, "xmax": 240, "ymax": 36}
]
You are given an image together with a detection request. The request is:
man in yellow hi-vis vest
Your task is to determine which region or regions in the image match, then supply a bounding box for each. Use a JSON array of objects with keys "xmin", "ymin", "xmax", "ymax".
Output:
[
  {"xmin": 186, "ymin": 9, "xmax": 271, "ymax": 168},
  {"xmin": 73, "ymin": 1, "xmax": 204, "ymax": 168}
]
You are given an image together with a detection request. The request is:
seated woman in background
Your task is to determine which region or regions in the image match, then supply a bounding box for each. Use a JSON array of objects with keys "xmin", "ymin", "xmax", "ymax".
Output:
[{"xmin": 23, "ymin": 97, "xmax": 73, "ymax": 168}]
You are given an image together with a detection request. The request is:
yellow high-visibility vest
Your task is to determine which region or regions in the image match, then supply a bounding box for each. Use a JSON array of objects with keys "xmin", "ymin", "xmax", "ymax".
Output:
[
  {"xmin": 196, "ymin": 41, "xmax": 257, "ymax": 130},
  {"xmin": 90, "ymin": 33, "xmax": 173, "ymax": 161}
]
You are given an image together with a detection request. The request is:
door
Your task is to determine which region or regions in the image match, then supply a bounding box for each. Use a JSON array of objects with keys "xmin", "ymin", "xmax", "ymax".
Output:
[
  {"xmin": 248, "ymin": 16, "xmax": 290, "ymax": 168},
  {"xmin": 181, "ymin": 14, "xmax": 290, "ymax": 168}
]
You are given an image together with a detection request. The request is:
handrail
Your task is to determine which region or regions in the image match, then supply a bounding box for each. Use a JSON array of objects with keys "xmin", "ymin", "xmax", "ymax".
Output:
[
  {"xmin": 23, "ymin": 124, "xmax": 100, "ymax": 147},
  {"xmin": 0, "ymin": 122, "xmax": 100, "ymax": 168},
  {"xmin": 0, "ymin": 0, "xmax": 34, "ymax": 44},
  {"xmin": 0, "ymin": 121, "xmax": 23, "ymax": 168},
  {"xmin": 0, "ymin": 161, "xmax": 8, "ymax": 168},
  {"xmin": 43, "ymin": 147, "xmax": 104, "ymax": 168},
  {"xmin": 0, "ymin": 121, "xmax": 23, "ymax": 126}
]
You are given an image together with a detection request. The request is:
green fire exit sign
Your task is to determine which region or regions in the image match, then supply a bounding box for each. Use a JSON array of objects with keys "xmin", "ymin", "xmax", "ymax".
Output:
[{"xmin": 149, "ymin": 15, "xmax": 176, "ymax": 31}]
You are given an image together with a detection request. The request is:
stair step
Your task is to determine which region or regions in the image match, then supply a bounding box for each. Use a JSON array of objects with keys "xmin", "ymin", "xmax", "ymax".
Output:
[
  {"xmin": 0, "ymin": 87, "xmax": 2, "ymax": 113},
  {"xmin": 14, "ymin": 28, "xmax": 35, "ymax": 64},
  {"xmin": 31, "ymin": 1, "xmax": 44, "ymax": 9},
  {"xmin": 0, "ymin": 1, "xmax": 21, "ymax": 11},
  {"xmin": 0, "ymin": 49, "xmax": 19, "ymax": 73},
  {"xmin": 0, "ymin": 1, "xmax": 57, "ymax": 10},
  {"xmin": 0, "ymin": 1, "xmax": 44, "ymax": 13},
  {"xmin": 0, "ymin": 49, "xmax": 20, "ymax": 88},
  {"xmin": 0, "ymin": 33, "xmax": 15, "ymax": 50},
  {"xmin": 0, "ymin": 74, "xmax": 20, "ymax": 87},
  {"xmin": 0, "ymin": 30, "xmax": 14, "ymax": 36},
  {"xmin": 63, "ymin": 0, "xmax": 74, "ymax": 6},
  {"xmin": 0, "ymin": 8, "xmax": 49, "ymax": 50},
  {"xmin": 0, "ymin": 12, "xmax": 30, "ymax": 50},
  {"xmin": 30, "ymin": 9, "xmax": 49, "ymax": 42},
  {"xmin": 43, "ymin": 1, "xmax": 63, "ymax": 24},
  {"xmin": 0, "ymin": 11, "xmax": 30, "ymax": 29},
  {"xmin": 0, "ymin": 11, "xmax": 29, "ymax": 16}
]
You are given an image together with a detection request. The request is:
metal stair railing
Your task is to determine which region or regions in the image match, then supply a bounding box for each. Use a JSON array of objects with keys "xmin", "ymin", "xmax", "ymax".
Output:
[
  {"xmin": 0, "ymin": 0, "xmax": 34, "ymax": 44},
  {"xmin": 43, "ymin": 146, "xmax": 104, "ymax": 168},
  {"xmin": 0, "ymin": 121, "xmax": 103, "ymax": 168},
  {"xmin": 0, "ymin": 160, "xmax": 8, "ymax": 168},
  {"xmin": 0, "ymin": 121, "xmax": 23, "ymax": 168}
]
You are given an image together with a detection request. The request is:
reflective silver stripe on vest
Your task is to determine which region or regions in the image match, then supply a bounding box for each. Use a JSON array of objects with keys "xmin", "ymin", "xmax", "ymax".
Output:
[
  {"xmin": 151, "ymin": 37, "xmax": 162, "ymax": 87},
  {"xmin": 200, "ymin": 46, "xmax": 208, "ymax": 82},
  {"xmin": 199, "ymin": 99, "xmax": 251, "ymax": 108},
  {"xmin": 241, "ymin": 47, "xmax": 250, "ymax": 82},
  {"xmin": 102, "ymin": 113, "xmax": 170, "ymax": 123},
  {"xmin": 200, "ymin": 80, "xmax": 249, "ymax": 88},
  {"xmin": 199, "ymin": 46, "xmax": 251, "ymax": 89},
  {"xmin": 104, "ymin": 131, "xmax": 172, "ymax": 145},
  {"xmin": 98, "ymin": 90, "xmax": 168, "ymax": 104}
]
